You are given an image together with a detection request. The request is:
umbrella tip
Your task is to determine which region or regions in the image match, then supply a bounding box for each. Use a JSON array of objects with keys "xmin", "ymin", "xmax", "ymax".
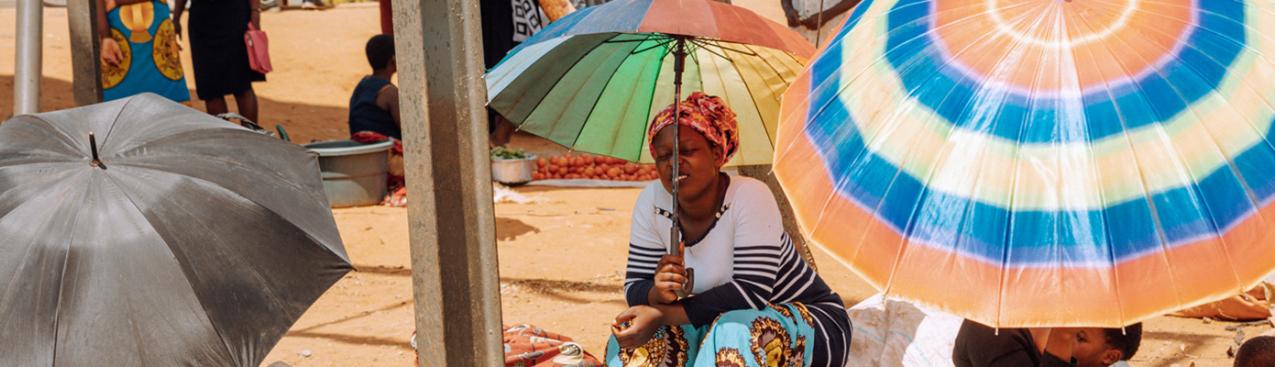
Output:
[{"xmin": 88, "ymin": 132, "xmax": 105, "ymax": 169}]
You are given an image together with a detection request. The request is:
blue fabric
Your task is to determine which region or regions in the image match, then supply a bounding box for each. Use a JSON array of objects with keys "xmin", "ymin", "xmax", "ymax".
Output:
[
  {"xmin": 347, "ymin": 76, "xmax": 400, "ymax": 139},
  {"xmin": 102, "ymin": 1, "xmax": 191, "ymax": 103},
  {"xmin": 605, "ymin": 305, "xmax": 818, "ymax": 367}
]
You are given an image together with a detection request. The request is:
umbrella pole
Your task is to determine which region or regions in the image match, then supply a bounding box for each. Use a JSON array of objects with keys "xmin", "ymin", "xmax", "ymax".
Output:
[
  {"xmin": 88, "ymin": 133, "xmax": 104, "ymax": 168},
  {"xmin": 670, "ymin": 36, "xmax": 694, "ymax": 298}
]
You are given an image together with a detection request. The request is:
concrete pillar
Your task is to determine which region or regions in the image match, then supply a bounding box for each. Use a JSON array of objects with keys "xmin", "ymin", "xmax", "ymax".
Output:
[
  {"xmin": 391, "ymin": 0, "xmax": 504, "ymax": 365},
  {"xmin": 68, "ymin": 0, "xmax": 103, "ymax": 105}
]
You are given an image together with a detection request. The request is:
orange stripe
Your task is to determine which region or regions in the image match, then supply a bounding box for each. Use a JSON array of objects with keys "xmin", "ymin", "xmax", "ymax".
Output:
[
  {"xmin": 931, "ymin": 0, "xmax": 1193, "ymax": 93},
  {"xmin": 775, "ymin": 88, "xmax": 1275, "ymax": 326}
]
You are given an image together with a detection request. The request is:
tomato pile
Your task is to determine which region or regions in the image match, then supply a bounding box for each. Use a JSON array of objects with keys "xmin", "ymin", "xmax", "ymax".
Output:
[{"xmin": 533, "ymin": 154, "xmax": 660, "ymax": 181}]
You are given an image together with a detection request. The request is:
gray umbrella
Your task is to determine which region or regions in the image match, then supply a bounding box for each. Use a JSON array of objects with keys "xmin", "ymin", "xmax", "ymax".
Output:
[{"xmin": 0, "ymin": 94, "xmax": 352, "ymax": 366}]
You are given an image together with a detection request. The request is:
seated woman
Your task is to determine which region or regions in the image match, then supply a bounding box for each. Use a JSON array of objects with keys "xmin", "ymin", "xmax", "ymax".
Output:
[{"xmin": 606, "ymin": 92, "xmax": 851, "ymax": 367}]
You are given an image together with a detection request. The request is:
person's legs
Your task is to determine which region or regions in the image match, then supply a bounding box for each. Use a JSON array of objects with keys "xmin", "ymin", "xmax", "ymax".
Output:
[
  {"xmin": 605, "ymin": 324, "xmax": 704, "ymax": 366},
  {"xmin": 204, "ymin": 96, "xmax": 230, "ymax": 116},
  {"xmin": 697, "ymin": 305, "xmax": 817, "ymax": 367},
  {"xmin": 233, "ymin": 88, "xmax": 260, "ymax": 124}
]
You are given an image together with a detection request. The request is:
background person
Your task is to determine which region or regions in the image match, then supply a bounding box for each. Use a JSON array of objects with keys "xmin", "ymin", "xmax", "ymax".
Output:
[
  {"xmin": 97, "ymin": 0, "xmax": 191, "ymax": 103},
  {"xmin": 174, "ymin": 0, "xmax": 265, "ymax": 124},
  {"xmin": 952, "ymin": 320, "xmax": 1142, "ymax": 367}
]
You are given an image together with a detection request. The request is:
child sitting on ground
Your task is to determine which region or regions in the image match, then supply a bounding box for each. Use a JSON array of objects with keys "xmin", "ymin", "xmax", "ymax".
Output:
[
  {"xmin": 349, "ymin": 34, "xmax": 404, "ymax": 191},
  {"xmin": 1235, "ymin": 335, "xmax": 1275, "ymax": 367},
  {"xmin": 349, "ymin": 34, "xmax": 401, "ymax": 140}
]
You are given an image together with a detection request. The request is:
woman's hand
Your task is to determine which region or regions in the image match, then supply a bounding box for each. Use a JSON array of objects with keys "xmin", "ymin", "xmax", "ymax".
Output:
[
  {"xmin": 611, "ymin": 305, "xmax": 664, "ymax": 349},
  {"xmin": 648, "ymin": 254, "xmax": 687, "ymax": 305},
  {"xmin": 100, "ymin": 37, "xmax": 124, "ymax": 67}
]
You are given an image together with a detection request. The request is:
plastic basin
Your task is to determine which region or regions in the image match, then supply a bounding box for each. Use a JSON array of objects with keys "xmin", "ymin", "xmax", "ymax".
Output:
[{"xmin": 304, "ymin": 140, "xmax": 393, "ymax": 207}]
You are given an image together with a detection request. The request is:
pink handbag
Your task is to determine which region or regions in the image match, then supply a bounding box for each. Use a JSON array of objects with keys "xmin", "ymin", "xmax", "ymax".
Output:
[{"xmin": 244, "ymin": 23, "xmax": 273, "ymax": 74}]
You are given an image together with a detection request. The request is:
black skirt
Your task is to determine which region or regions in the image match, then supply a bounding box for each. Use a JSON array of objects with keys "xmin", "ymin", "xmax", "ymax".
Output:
[{"xmin": 187, "ymin": 0, "xmax": 266, "ymax": 100}]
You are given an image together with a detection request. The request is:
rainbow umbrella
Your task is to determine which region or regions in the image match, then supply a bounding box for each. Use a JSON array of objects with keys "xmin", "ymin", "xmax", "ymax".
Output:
[
  {"xmin": 485, "ymin": 0, "xmax": 814, "ymax": 167},
  {"xmin": 776, "ymin": 0, "xmax": 1275, "ymax": 327}
]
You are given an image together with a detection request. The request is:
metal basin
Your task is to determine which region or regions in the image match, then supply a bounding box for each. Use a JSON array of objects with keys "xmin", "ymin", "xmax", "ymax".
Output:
[
  {"xmin": 491, "ymin": 155, "xmax": 537, "ymax": 186},
  {"xmin": 305, "ymin": 140, "xmax": 393, "ymax": 207}
]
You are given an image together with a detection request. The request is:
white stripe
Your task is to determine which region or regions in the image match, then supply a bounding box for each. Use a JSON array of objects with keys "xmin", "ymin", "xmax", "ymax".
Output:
[
  {"xmin": 734, "ymin": 249, "xmax": 781, "ymax": 256},
  {"xmin": 786, "ymin": 273, "xmax": 817, "ymax": 303},
  {"xmin": 734, "ymin": 270, "xmax": 777, "ymax": 278},
  {"xmin": 485, "ymin": 36, "xmax": 574, "ymax": 97},
  {"xmin": 629, "ymin": 246, "xmax": 666, "ymax": 255},
  {"xmin": 734, "ymin": 263, "xmax": 780, "ymax": 273},
  {"xmin": 737, "ymin": 278, "xmax": 774, "ymax": 293},
  {"xmin": 733, "ymin": 282, "xmax": 759, "ymax": 309},
  {"xmin": 807, "ymin": 306, "xmax": 836, "ymax": 367}
]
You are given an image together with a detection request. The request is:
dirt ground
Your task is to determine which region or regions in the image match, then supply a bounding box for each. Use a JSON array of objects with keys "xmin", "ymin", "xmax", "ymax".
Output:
[{"xmin": 0, "ymin": 4, "xmax": 1269, "ymax": 367}]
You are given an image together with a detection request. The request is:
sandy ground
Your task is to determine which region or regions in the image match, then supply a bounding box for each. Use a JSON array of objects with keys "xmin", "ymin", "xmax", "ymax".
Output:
[{"xmin": 1, "ymin": 4, "xmax": 1271, "ymax": 367}]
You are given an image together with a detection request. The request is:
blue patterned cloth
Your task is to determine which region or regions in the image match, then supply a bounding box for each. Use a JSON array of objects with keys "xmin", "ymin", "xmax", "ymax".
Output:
[{"xmin": 605, "ymin": 304, "xmax": 820, "ymax": 367}]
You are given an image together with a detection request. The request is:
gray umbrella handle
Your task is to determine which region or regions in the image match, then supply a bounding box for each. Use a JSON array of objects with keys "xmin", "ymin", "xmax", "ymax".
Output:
[{"xmin": 669, "ymin": 36, "xmax": 695, "ymax": 299}]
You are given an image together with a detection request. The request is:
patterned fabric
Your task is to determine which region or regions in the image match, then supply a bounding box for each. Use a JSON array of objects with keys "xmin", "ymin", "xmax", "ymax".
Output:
[
  {"xmin": 604, "ymin": 304, "xmax": 819, "ymax": 367},
  {"xmin": 100, "ymin": 0, "xmax": 191, "ymax": 103},
  {"xmin": 504, "ymin": 324, "xmax": 602, "ymax": 367},
  {"xmin": 646, "ymin": 92, "xmax": 740, "ymax": 167},
  {"xmin": 350, "ymin": 131, "xmax": 405, "ymax": 191}
]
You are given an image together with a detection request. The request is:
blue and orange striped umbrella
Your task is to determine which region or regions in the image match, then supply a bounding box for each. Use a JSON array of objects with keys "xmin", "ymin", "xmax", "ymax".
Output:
[{"xmin": 776, "ymin": 0, "xmax": 1275, "ymax": 327}]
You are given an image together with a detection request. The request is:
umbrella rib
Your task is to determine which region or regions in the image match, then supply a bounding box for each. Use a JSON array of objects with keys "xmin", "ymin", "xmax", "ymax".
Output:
[
  {"xmin": 48, "ymin": 175, "xmax": 89, "ymax": 367},
  {"xmin": 568, "ymin": 38, "xmax": 647, "ymax": 149},
  {"xmin": 1067, "ymin": 8, "xmax": 1145, "ymax": 328},
  {"xmin": 749, "ymin": 45, "xmax": 799, "ymax": 88},
  {"xmin": 96, "ymin": 95, "xmax": 143, "ymax": 153},
  {"xmin": 516, "ymin": 34, "xmax": 621, "ymax": 136},
  {"xmin": 983, "ymin": 2, "xmax": 1062, "ymax": 327},
  {"xmin": 116, "ymin": 162, "xmax": 348, "ymax": 262},
  {"xmin": 740, "ymin": 44, "xmax": 783, "ymax": 149},
  {"xmin": 1079, "ymin": 8, "xmax": 1255, "ymax": 304},
  {"xmin": 634, "ymin": 46, "xmax": 671, "ymax": 162},
  {"xmin": 629, "ymin": 34, "xmax": 674, "ymax": 55},
  {"xmin": 876, "ymin": 0, "xmax": 1044, "ymax": 307},
  {"xmin": 99, "ymin": 173, "xmax": 245, "ymax": 362},
  {"xmin": 695, "ymin": 39, "xmax": 761, "ymax": 58},
  {"xmin": 730, "ymin": 46, "xmax": 779, "ymax": 158}
]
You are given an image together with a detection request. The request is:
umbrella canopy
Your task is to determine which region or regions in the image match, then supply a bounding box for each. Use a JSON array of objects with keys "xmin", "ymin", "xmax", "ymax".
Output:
[
  {"xmin": 776, "ymin": 0, "xmax": 1275, "ymax": 327},
  {"xmin": 0, "ymin": 94, "xmax": 352, "ymax": 366},
  {"xmin": 486, "ymin": 0, "xmax": 814, "ymax": 166}
]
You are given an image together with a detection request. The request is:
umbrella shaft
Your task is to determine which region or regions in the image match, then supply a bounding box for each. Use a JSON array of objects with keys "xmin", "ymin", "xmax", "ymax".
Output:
[{"xmin": 669, "ymin": 37, "xmax": 687, "ymax": 255}]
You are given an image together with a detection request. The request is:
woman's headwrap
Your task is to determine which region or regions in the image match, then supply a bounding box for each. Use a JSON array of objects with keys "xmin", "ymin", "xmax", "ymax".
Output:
[{"xmin": 646, "ymin": 92, "xmax": 739, "ymax": 166}]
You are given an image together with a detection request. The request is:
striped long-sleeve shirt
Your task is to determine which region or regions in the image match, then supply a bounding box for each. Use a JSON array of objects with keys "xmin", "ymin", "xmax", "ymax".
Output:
[{"xmin": 623, "ymin": 177, "xmax": 850, "ymax": 365}]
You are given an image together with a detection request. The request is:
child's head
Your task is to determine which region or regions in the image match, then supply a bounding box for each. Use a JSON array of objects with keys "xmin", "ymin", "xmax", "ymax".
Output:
[
  {"xmin": 1072, "ymin": 323, "xmax": 1143, "ymax": 367},
  {"xmin": 366, "ymin": 34, "xmax": 396, "ymax": 73},
  {"xmin": 1235, "ymin": 335, "xmax": 1275, "ymax": 367}
]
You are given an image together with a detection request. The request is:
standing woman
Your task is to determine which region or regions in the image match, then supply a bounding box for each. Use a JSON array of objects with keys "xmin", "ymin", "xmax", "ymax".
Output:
[
  {"xmin": 607, "ymin": 92, "xmax": 852, "ymax": 367},
  {"xmin": 173, "ymin": 0, "xmax": 264, "ymax": 123},
  {"xmin": 97, "ymin": 0, "xmax": 192, "ymax": 103}
]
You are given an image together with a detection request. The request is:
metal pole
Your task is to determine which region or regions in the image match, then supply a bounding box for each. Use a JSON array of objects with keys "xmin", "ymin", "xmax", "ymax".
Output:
[
  {"xmin": 68, "ymin": 0, "xmax": 103, "ymax": 105},
  {"xmin": 392, "ymin": 0, "xmax": 504, "ymax": 365},
  {"xmin": 14, "ymin": 0, "xmax": 43, "ymax": 115},
  {"xmin": 669, "ymin": 36, "xmax": 694, "ymax": 298}
]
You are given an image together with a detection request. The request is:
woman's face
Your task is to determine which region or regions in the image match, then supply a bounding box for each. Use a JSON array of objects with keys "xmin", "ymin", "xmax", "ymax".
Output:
[{"xmin": 651, "ymin": 126, "xmax": 723, "ymax": 204}]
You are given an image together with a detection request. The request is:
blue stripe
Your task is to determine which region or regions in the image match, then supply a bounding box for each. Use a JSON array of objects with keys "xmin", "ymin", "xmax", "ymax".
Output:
[
  {"xmin": 803, "ymin": 12, "xmax": 1275, "ymax": 265},
  {"xmin": 495, "ymin": 0, "xmax": 654, "ymax": 70},
  {"xmin": 517, "ymin": 0, "xmax": 650, "ymax": 47},
  {"xmin": 882, "ymin": 0, "xmax": 1245, "ymax": 144}
]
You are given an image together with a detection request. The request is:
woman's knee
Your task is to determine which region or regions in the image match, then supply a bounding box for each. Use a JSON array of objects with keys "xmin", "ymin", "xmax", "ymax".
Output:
[{"xmin": 708, "ymin": 308, "xmax": 770, "ymax": 333}]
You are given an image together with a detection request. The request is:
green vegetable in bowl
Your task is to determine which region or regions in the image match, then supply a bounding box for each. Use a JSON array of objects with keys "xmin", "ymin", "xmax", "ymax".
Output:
[{"xmin": 491, "ymin": 146, "xmax": 529, "ymax": 160}]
